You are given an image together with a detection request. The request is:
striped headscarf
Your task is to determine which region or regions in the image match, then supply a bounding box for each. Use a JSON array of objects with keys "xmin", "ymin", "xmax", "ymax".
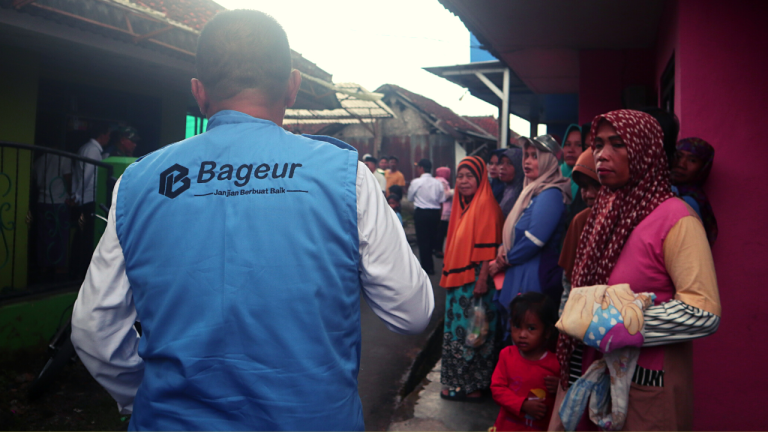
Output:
[
  {"xmin": 440, "ymin": 156, "xmax": 503, "ymax": 289},
  {"xmin": 556, "ymin": 109, "xmax": 676, "ymax": 388}
]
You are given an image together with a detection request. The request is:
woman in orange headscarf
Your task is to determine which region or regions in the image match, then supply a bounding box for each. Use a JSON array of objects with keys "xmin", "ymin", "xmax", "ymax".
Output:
[
  {"xmin": 439, "ymin": 156, "xmax": 504, "ymax": 401},
  {"xmin": 558, "ymin": 149, "xmax": 599, "ymax": 301}
]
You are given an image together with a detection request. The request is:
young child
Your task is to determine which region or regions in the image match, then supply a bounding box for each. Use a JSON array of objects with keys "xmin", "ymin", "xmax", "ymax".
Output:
[
  {"xmin": 491, "ymin": 292, "xmax": 560, "ymax": 431},
  {"xmin": 387, "ymin": 194, "xmax": 403, "ymax": 226}
]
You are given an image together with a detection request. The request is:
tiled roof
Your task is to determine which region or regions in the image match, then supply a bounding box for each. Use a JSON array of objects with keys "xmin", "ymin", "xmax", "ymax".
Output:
[
  {"xmin": 377, "ymin": 84, "xmax": 494, "ymax": 139},
  {"xmin": 463, "ymin": 116, "xmax": 521, "ymax": 143},
  {"xmin": 465, "ymin": 116, "xmax": 498, "ymax": 137},
  {"xmin": 132, "ymin": 0, "xmax": 224, "ymax": 31}
]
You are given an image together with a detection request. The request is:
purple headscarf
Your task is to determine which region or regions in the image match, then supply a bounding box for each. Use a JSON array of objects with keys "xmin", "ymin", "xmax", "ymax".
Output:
[{"xmin": 674, "ymin": 137, "xmax": 718, "ymax": 245}]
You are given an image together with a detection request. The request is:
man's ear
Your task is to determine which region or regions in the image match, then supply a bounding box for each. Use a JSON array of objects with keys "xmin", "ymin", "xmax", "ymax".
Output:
[
  {"xmin": 284, "ymin": 69, "xmax": 302, "ymax": 108},
  {"xmin": 191, "ymin": 78, "xmax": 210, "ymax": 117}
]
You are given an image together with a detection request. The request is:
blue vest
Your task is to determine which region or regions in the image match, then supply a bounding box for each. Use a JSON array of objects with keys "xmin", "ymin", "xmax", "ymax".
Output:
[{"xmin": 116, "ymin": 111, "xmax": 363, "ymax": 431}]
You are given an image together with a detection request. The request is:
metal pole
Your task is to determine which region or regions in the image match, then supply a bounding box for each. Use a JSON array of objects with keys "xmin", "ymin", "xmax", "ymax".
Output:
[
  {"xmin": 530, "ymin": 120, "xmax": 538, "ymax": 138},
  {"xmin": 529, "ymin": 96, "xmax": 539, "ymax": 138},
  {"xmin": 499, "ymin": 68, "xmax": 510, "ymax": 149}
]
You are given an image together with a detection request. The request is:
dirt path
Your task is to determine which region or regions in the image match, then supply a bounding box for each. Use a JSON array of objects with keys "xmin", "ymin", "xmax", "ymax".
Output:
[{"xmin": 1, "ymin": 349, "xmax": 127, "ymax": 431}]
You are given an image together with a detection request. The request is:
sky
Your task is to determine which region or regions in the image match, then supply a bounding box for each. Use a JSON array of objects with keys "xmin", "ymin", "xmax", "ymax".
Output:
[{"xmin": 213, "ymin": 0, "xmax": 540, "ymax": 136}]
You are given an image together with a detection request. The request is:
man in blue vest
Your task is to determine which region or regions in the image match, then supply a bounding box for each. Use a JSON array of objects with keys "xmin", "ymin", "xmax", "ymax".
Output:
[{"xmin": 70, "ymin": 10, "xmax": 434, "ymax": 431}]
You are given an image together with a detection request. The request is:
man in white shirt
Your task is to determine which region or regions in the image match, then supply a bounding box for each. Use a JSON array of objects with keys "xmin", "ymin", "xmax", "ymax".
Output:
[
  {"xmin": 407, "ymin": 158, "xmax": 445, "ymax": 275},
  {"xmin": 70, "ymin": 10, "xmax": 433, "ymax": 431},
  {"xmin": 70, "ymin": 126, "xmax": 109, "ymax": 277},
  {"xmin": 72, "ymin": 126, "xmax": 109, "ymax": 205}
]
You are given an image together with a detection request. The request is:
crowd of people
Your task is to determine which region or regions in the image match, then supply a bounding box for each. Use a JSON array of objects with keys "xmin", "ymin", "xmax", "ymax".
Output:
[
  {"xmin": 67, "ymin": 9, "xmax": 724, "ymax": 431},
  {"xmin": 426, "ymin": 109, "xmax": 721, "ymax": 431}
]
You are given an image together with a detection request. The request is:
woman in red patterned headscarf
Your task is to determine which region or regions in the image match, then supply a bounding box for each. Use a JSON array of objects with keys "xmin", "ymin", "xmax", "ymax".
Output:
[{"xmin": 549, "ymin": 110, "xmax": 722, "ymax": 431}]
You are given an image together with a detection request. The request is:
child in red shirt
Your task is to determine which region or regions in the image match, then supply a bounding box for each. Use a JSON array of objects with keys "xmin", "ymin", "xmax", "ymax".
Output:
[{"xmin": 491, "ymin": 292, "xmax": 560, "ymax": 431}]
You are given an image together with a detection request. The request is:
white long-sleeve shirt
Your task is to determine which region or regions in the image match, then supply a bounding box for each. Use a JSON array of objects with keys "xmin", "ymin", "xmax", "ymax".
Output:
[
  {"xmin": 71, "ymin": 161, "xmax": 434, "ymax": 414},
  {"xmin": 71, "ymin": 139, "xmax": 103, "ymax": 205},
  {"xmin": 407, "ymin": 173, "xmax": 445, "ymax": 209}
]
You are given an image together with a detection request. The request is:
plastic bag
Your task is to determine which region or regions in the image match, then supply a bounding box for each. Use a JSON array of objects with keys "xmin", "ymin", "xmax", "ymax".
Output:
[{"xmin": 465, "ymin": 298, "xmax": 489, "ymax": 348}]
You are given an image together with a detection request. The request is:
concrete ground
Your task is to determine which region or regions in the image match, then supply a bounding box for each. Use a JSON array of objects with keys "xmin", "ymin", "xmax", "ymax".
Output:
[
  {"xmin": 388, "ymin": 360, "xmax": 498, "ymax": 432},
  {"xmin": 361, "ymin": 204, "xmax": 500, "ymax": 431},
  {"xmin": 357, "ymin": 216, "xmax": 447, "ymax": 431}
]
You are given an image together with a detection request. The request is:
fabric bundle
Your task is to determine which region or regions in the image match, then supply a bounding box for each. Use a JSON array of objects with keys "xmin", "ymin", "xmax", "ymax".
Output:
[
  {"xmin": 556, "ymin": 284, "xmax": 655, "ymax": 353},
  {"xmin": 556, "ymin": 284, "xmax": 655, "ymax": 431}
]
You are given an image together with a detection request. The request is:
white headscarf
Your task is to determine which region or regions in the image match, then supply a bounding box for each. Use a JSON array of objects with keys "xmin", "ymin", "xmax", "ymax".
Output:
[{"xmin": 500, "ymin": 143, "xmax": 572, "ymax": 253}]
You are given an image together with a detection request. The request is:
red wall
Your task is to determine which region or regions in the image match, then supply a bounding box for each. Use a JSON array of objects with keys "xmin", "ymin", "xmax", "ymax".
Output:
[
  {"xmin": 673, "ymin": 1, "xmax": 768, "ymax": 429},
  {"xmin": 578, "ymin": 49, "xmax": 654, "ymax": 124}
]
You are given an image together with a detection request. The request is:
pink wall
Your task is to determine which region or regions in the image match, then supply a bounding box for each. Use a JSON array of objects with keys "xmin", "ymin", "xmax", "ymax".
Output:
[
  {"xmin": 578, "ymin": 1, "xmax": 768, "ymax": 428},
  {"xmin": 672, "ymin": 1, "xmax": 768, "ymax": 429},
  {"xmin": 578, "ymin": 49, "xmax": 654, "ymax": 124},
  {"xmin": 654, "ymin": 0, "xmax": 678, "ymax": 108}
]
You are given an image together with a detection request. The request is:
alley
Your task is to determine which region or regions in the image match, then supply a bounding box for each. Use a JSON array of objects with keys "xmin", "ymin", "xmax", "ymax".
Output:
[{"xmin": 358, "ymin": 253, "xmax": 445, "ymax": 431}]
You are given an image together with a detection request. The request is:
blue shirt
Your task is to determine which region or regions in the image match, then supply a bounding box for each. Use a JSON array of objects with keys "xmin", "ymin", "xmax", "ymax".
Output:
[{"xmin": 496, "ymin": 188, "xmax": 566, "ymax": 335}]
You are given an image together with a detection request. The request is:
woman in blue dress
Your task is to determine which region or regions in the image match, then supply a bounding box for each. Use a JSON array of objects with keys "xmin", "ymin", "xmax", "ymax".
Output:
[{"xmin": 491, "ymin": 135, "xmax": 572, "ymax": 339}]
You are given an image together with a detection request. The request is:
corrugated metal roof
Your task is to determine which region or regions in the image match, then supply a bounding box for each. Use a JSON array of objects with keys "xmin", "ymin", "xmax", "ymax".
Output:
[{"xmin": 285, "ymin": 83, "xmax": 394, "ymax": 122}]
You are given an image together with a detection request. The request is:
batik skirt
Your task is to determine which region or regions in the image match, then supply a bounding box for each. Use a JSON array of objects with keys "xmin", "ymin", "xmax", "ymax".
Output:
[{"xmin": 440, "ymin": 272, "xmax": 499, "ymax": 394}]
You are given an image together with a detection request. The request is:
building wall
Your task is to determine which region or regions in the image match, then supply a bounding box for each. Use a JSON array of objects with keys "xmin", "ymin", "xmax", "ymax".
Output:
[
  {"xmin": 668, "ymin": 1, "xmax": 768, "ymax": 429},
  {"xmin": 0, "ymin": 46, "xmax": 38, "ymax": 291},
  {"xmin": 579, "ymin": 2, "xmax": 768, "ymax": 429},
  {"xmin": 330, "ymin": 101, "xmax": 457, "ymax": 183},
  {"xmin": 332, "ymin": 123, "xmax": 375, "ymax": 158},
  {"xmin": 38, "ymin": 64, "xmax": 189, "ymax": 154},
  {"xmin": 0, "ymin": 44, "xmax": 190, "ymax": 351},
  {"xmin": 0, "ymin": 47, "xmax": 39, "ymax": 144},
  {"xmin": 578, "ymin": 49, "xmax": 655, "ymax": 124}
]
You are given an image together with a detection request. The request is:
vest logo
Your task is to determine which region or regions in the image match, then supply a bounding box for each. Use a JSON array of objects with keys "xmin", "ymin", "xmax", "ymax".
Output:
[{"xmin": 159, "ymin": 164, "xmax": 191, "ymax": 199}]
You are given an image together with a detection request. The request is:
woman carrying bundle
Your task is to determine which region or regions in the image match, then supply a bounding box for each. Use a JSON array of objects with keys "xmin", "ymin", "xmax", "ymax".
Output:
[
  {"xmin": 440, "ymin": 156, "xmax": 504, "ymax": 402},
  {"xmin": 551, "ymin": 110, "xmax": 721, "ymax": 431}
]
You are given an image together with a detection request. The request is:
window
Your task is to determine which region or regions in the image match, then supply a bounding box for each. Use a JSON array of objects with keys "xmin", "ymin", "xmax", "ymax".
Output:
[
  {"xmin": 660, "ymin": 56, "xmax": 675, "ymax": 113},
  {"xmin": 185, "ymin": 114, "xmax": 208, "ymax": 139}
]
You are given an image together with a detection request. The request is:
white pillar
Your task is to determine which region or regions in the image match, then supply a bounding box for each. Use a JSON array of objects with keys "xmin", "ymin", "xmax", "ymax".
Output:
[{"xmin": 499, "ymin": 68, "xmax": 510, "ymax": 148}]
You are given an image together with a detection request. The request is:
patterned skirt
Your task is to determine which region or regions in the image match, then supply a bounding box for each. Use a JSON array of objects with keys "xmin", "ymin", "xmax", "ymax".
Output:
[{"xmin": 440, "ymin": 276, "xmax": 499, "ymax": 394}]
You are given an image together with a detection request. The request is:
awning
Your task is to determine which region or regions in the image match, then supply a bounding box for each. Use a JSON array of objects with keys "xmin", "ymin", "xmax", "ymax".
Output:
[
  {"xmin": 424, "ymin": 60, "xmax": 537, "ymax": 125},
  {"xmin": 425, "ymin": 60, "xmax": 580, "ymax": 133},
  {"xmin": 285, "ymin": 81, "xmax": 394, "ymax": 133}
]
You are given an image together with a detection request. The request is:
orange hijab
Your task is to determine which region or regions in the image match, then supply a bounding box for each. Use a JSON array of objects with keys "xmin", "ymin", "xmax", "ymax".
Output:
[
  {"xmin": 558, "ymin": 150, "xmax": 597, "ymax": 281},
  {"xmin": 440, "ymin": 156, "xmax": 503, "ymax": 289}
]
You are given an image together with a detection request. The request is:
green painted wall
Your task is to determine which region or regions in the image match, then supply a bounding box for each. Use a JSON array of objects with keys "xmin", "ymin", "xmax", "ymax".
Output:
[
  {"xmin": 0, "ymin": 47, "xmax": 38, "ymax": 292},
  {"xmin": 0, "ymin": 47, "xmax": 189, "ymax": 352},
  {"xmin": 0, "ymin": 47, "xmax": 39, "ymax": 144},
  {"xmin": 0, "ymin": 291, "xmax": 77, "ymax": 351},
  {"xmin": 0, "ymin": 148, "xmax": 32, "ymax": 291}
]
